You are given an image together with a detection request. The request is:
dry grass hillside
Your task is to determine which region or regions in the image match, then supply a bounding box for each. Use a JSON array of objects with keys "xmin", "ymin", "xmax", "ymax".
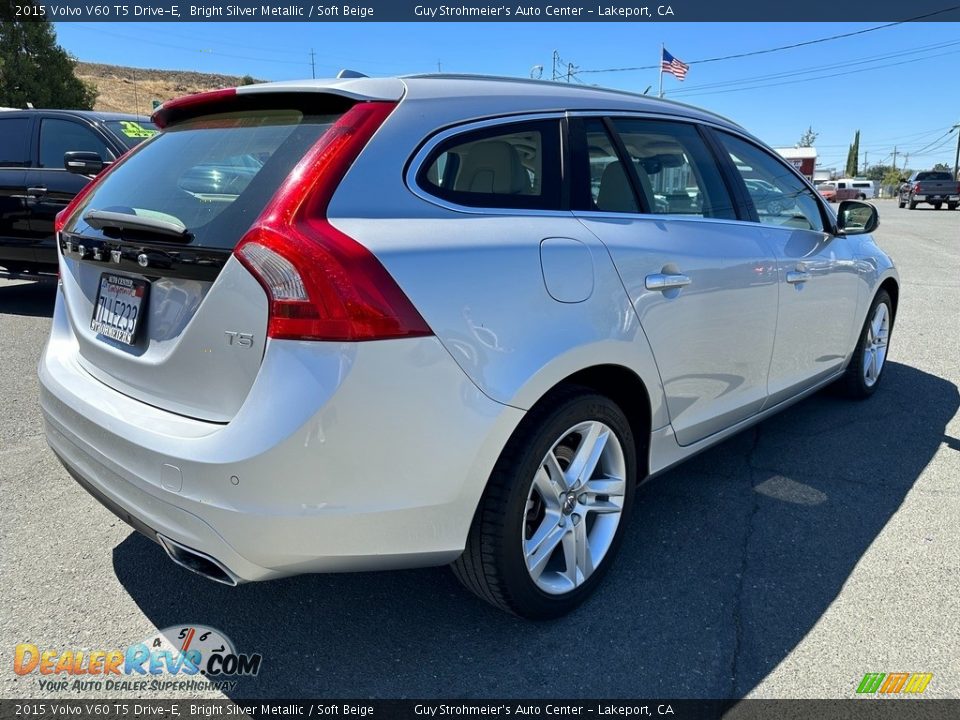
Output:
[{"xmin": 75, "ymin": 62, "xmax": 262, "ymax": 116}]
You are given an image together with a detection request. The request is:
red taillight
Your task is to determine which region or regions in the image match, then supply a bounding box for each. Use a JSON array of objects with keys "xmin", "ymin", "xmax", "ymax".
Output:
[
  {"xmin": 152, "ymin": 88, "xmax": 237, "ymax": 129},
  {"xmin": 914, "ymin": 183, "xmax": 922, "ymax": 193},
  {"xmin": 235, "ymin": 101, "xmax": 432, "ymax": 342}
]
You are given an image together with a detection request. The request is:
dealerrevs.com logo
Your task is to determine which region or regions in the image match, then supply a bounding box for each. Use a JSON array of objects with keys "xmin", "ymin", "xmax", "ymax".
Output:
[
  {"xmin": 856, "ymin": 672, "xmax": 933, "ymax": 695},
  {"xmin": 14, "ymin": 625, "xmax": 262, "ymax": 693}
]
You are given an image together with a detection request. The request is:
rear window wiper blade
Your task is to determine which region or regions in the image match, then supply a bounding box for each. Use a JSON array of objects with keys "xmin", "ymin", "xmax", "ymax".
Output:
[{"xmin": 83, "ymin": 209, "xmax": 191, "ymax": 241}]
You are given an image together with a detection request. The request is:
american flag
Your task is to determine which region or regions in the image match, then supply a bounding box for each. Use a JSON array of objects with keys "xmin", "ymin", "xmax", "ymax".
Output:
[{"xmin": 661, "ymin": 48, "xmax": 689, "ymax": 81}]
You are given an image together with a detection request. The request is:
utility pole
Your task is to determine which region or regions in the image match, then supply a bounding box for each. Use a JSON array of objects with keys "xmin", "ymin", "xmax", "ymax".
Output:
[
  {"xmin": 892, "ymin": 145, "xmax": 897, "ymax": 172},
  {"xmin": 862, "ymin": 151, "xmax": 868, "ymax": 175},
  {"xmin": 437, "ymin": 61, "xmax": 442, "ymax": 72},
  {"xmin": 953, "ymin": 124, "xmax": 960, "ymax": 181},
  {"xmin": 309, "ymin": 49, "xmax": 316, "ymax": 79},
  {"xmin": 566, "ymin": 62, "xmax": 575, "ymax": 83},
  {"xmin": 551, "ymin": 50, "xmax": 560, "ymax": 81}
]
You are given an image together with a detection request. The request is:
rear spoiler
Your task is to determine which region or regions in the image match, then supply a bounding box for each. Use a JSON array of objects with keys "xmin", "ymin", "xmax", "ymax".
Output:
[{"xmin": 152, "ymin": 78, "xmax": 405, "ymax": 129}]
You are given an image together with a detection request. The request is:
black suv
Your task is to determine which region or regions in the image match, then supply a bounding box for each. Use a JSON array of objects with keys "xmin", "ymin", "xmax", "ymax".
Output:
[{"xmin": 0, "ymin": 109, "xmax": 156, "ymax": 278}]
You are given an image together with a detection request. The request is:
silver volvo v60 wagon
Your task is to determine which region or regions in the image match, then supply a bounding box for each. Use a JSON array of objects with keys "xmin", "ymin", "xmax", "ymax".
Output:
[{"xmin": 40, "ymin": 75, "xmax": 898, "ymax": 618}]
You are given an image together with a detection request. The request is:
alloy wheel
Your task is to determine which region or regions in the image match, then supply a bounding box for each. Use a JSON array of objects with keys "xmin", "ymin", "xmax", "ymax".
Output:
[
  {"xmin": 863, "ymin": 302, "xmax": 890, "ymax": 388},
  {"xmin": 521, "ymin": 421, "xmax": 626, "ymax": 595}
]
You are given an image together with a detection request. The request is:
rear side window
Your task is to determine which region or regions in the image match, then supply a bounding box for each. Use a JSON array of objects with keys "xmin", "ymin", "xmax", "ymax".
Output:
[
  {"xmin": 916, "ymin": 171, "xmax": 952, "ymax": 181},
  {"xmin": 0, "ymin": 118, "xmax": 31, "ymax": 167},
  {"xmin": 66, "ymin": 108, "xmax": 343, "ymax": 250},
  {"xmin": 715, "ymin": 132, "xmax": 824, "ymax": 232},
  {"xmin": 418, "ymin": 120, "xmax": 561, "ymax": 210},
  {"xmin": 610, "ymin": 118, "xmax": 736, "ymax": 219},
  {"xmin": 39, "ymin": 118, "xmax": 114, "ymax": 168}
]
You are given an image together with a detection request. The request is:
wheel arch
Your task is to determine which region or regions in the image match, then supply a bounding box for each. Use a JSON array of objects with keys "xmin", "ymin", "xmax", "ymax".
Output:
[
  {"xmin": 528, "ymin": 364, "xmax": 655, "ymax": 481},
  {"xmin": 878, "ymin": 276, "xmax": 899, "ymax": 322}
]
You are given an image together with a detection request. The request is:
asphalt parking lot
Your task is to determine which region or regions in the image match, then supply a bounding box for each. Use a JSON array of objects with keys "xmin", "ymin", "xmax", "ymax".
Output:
[{"xmin": 1, "ymin": 201, "xmax": 958, "ymax": 700}]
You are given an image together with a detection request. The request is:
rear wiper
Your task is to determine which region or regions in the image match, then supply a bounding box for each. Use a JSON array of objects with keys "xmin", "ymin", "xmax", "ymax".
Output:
[{"xmin": 83, "ymin": 209, "xmax": 191, "ymax": 241}]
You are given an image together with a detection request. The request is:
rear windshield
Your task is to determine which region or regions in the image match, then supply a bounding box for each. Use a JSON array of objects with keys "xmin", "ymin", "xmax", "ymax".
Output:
[
  {"xmin": 104, "ymin": 119, "xmax": 159, "ymax": 149},
  {"xmin": 67, "ymin": 109, "xmax": 342, "ymax": 249},
  {"xmin": 916, "ymin": 171, "xmax": 952, "ymax": 181}
]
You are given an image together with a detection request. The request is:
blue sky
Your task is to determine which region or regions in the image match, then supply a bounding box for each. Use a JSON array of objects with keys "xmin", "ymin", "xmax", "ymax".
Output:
[{"xmin": 55, "ymin": 21, "xmax": 960, "ymax": 172}]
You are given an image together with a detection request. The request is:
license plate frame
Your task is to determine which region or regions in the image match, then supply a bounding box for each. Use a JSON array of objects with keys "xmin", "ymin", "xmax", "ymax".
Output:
[{"xmin": 90, "ymin": 273, "xmax": 149, "ymax": 346}]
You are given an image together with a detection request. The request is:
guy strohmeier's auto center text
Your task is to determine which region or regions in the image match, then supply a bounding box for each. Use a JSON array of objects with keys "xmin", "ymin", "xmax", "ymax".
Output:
[{"xmin": 17, "ymin": 2, "xmax": 678, "ymax": 19}]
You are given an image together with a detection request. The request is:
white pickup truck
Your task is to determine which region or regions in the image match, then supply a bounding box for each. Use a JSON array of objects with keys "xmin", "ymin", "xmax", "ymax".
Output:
[{"xmin": 898, "ymin": 170, "xmax": 959, "ymax": 210}]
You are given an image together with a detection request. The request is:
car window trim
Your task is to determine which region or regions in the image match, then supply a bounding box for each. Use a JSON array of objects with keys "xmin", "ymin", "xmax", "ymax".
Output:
[
  {"xmin": 406, "ymin": 112, "xmax": 575, "ymax": 217},
  {"xmin": 413, "ymin": 117, "xmax": 563, "ymax": 212}
]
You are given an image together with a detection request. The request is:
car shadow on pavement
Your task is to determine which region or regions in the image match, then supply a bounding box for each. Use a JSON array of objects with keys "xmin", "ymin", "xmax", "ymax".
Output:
[
  {"xmin": 112, "ymin": 361, "xmax": 958, "ymax": 699},
  {"xmin": 0, "ymin": 281, "xmax": 56, "ymax": 317}
]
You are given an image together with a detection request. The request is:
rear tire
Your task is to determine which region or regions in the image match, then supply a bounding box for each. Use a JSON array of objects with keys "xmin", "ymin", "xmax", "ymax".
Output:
[
  {"xmin": 948, "ymin": 202, "xmax": 958, "ymax": 211},
  {"xmin": 908, "ymin": 200, "xmax": 917, "ymax": 209},
  {"xmin": 452, "ymin": 388, "xmax": 636, "ymax": 619},
  {"xmin": 934, "ymin": 203, "xmax": 943, "ymax": 210},
  {"xmin": 837, "ymin": 289, "xmax": 893, "ymax": 399}
]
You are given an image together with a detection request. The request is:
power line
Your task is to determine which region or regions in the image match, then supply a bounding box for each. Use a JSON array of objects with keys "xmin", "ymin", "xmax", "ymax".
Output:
[
  {"xmin": 575, "ymin": 6, "xmax": 960, "ymax": 75},
  {"xmin": 666, "ymin": 46, "xmax": 960, "ymax": 99},
  {"xmin": 666, "ymin": 39, "xmax": 960, "ymax": 96}
]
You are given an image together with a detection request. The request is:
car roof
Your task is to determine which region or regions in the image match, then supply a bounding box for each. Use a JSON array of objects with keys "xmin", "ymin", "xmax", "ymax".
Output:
[
  {"xmin": 234, "ymin": 73, "xmax": 745, "ymax": 133},
  {"xmin": 0, "ymin": 108, "xmax": 151, "ymax": 123}
]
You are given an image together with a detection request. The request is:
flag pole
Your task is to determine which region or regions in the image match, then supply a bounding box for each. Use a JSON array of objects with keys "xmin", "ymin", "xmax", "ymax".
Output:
[{"xmin": 658, "ymin": 43, "xmax": 664, "ymax": 98}]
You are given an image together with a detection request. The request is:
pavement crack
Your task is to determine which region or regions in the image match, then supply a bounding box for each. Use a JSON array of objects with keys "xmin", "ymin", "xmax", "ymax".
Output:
[{"xmin": 730, "ymin": 424, "xmax": 762, "ymax": 697}]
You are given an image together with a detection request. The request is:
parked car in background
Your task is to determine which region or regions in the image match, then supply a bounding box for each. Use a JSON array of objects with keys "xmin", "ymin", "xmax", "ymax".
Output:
[
  {"xmin": 898, "ymin": 170, "xmax": 959, "ymax": 210},
  {"xmin": 834, "ymin": 178, "xmax": 876, "ymax": 200},
  {"xmin": 817, "ymin": 182, "xmax": 837, "ymax": 202},
  {"xmin": 0, "ymin": 109, "xmax": 156, "ymax": 279},
  {"xmin": 41, "ymin": 75, "xmax": 898, "ymax": 618}
]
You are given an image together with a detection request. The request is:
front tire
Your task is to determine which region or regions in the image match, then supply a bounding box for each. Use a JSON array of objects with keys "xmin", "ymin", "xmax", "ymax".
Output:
[
  {"xmin": 837, "ymin": 289, "xmax": 893, "ymax": 399},
  {"xmin": 948, "ymin": 202, "xmax": 958, "ymax": 211},
  {"xmin": 898, "ymin": 197, "xmax": 906, "ymax": 208},
  {"xmin": 452, "ymin": 389, "xmax": 636, "ymax": 619}
]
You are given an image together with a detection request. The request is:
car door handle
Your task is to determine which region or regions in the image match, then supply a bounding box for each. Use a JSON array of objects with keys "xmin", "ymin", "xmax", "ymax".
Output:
[
  {"xmin": 786, "ymin": 270, "xmax": 811, "ymax": 284},
  {"xmin": 645, "ymin": 273, "xmax": 691, "ymax": 291},
  {"xmin": 26, "ymin": 187, "xmax": 47, "ymax": 197}
]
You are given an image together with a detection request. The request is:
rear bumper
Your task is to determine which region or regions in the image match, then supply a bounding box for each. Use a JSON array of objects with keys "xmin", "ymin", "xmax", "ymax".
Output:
[{"xmin": 40, "ymin": 289, "xmax": 524, "ymax": 582}]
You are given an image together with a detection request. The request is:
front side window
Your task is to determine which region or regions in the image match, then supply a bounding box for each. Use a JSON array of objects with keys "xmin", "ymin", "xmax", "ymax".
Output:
[
  {"xmin": 716, "ymin": 132, "xmax": 825, "ymax": 232},
  {"xmin": 418, "ymin": 120, "xmax": 561, "ymax": 210},
  {"xmin": 610, "ymin": 118, "xmax": 736, "ymax": 219},
  {"xmin": 39, "ymin": 118, "xmax": 114, "ymax": 168}
]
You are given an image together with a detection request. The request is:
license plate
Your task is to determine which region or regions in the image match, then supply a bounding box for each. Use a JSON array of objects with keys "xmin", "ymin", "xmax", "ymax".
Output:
[{"xmin": 90, "ymin": 273, "xmax": 148, "ymax": 345}]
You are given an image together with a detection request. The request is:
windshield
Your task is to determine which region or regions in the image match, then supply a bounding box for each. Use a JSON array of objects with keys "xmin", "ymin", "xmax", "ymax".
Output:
[
  {"xmin": 104, "ymin": 119, "xmax": 159, "ymax": 150},
  {"xmin": 68, "ymin": 109, "xmax": 342, "ymax": 249}
]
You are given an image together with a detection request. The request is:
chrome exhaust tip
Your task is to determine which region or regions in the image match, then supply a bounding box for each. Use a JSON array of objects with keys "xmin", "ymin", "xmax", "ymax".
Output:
[{"xmin": 157, "ymin": 535, "xmax": 239, "ymax": 586}]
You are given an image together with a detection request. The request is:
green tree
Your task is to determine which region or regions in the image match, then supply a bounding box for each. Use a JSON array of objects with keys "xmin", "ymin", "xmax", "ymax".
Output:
[
  {"xmin": 797, "ymin": 126, "xmax": 818, "ymax": 147},
  {"xmin": 866, "ymin": 164, "xmax": 894, "ymax": 182},
  {"xmin": 845, "ymin": 130, "xmax": 860, "ymax": 177},
  {"xmin": 882, "ymin": 167, "xmax": 910, "ymax": 187},
  {"xmin": 0, "ymin": 6, "xmax": 97, "ymax": 109},
  {"xmin": 240, "ymin": 75, "xmax": 257, "ymax": 86},
  {"xmin": 932, "ymin": 162, "xmax": 951, "ymax": 172}
]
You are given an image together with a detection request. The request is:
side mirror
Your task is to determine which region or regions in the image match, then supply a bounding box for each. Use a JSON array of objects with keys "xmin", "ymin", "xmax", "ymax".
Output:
[
  {"xmin": 64, "ymin": 151, "xmax": 104, "ymax": 175},
  {"xmin": 837, "ymin": 200, "xmax": 879, "ymax": 235}
]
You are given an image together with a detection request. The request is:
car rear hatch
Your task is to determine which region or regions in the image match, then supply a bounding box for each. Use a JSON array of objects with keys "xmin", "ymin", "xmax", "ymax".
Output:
[{"xmin": 56, "ymin": 81, "xmax": 406, "ymax": 423}]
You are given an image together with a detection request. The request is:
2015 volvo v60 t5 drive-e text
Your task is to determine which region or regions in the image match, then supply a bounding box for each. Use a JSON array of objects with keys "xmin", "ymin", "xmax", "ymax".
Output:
[{"xmin": 40, "ymin": 75, "xmax": 898, "ymax": 618}]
